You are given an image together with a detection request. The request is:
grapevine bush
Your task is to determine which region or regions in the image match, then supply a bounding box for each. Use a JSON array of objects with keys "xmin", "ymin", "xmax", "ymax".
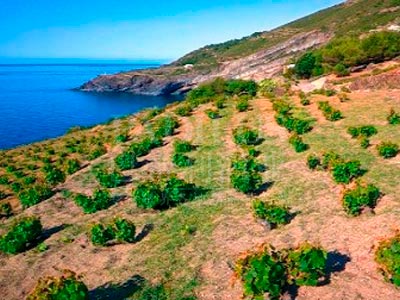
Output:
[
  {"xmin": 230, "ymin": 170, "xmax": 262, "ymax": 195},
  {"xmin": 342, "ymin": 183, "xmax": 380, "ymax": 216},
  {"xmin": 318, "ymin": 101, "xmax": 343, "ymax": 121},
  {"xmin": 331, "ymin": 160, "xmax": 364, "ymax": 184},
  {"xmin": 26, "ymin": 270, "xmax": 89, "ymax": 300},
  {"xmin": 0, "ymin": 202, "xmax": 12, "ymax": 218},
  {"xmin": 205, "ymin": 109, "xmax": 221, "ymax": 119},
  {"xmin": 387, "ymin": 108, "xmax": 400, "ymax": 125},
  {"xmin": 172, "ymin": 153, "xmax": 195, "ymax": 168},
  {"xmin": 93, "ymin": 166, "xmax": 124, "ymax": 188},
  {"xmin": 90, "ymin": 223, "xmax": 115, "ymax": 246},
  {"xmin": 115, "ymin": 150, "xmax": 138, "ymax": 170},
  {"xmin": 150, "ymin": 116, "xmax": 180, "ymax": 138},
  {"xmin": 129, "ymin": 135, "xmax": 163, "ymax": 157},
  {"xmin": 375, "ymin": 233, "xmax": 400, "ymax": 287},
  {"xmin": 133, "ymin": 174, "xmax": 199, "ymax": 210},
  {"xmin": 173, "ymin": 139, "xmax": 195, "ymax": 153},
  {"xmin": 0, "ymin": 216, "xmax": 42, "ymax": 254},
  {"xmin": 235, "ymin": 243, "xmax": 328, "ymax": 299},
  {"xmin": 377, "ymin": 142, "xmax": 399, "ymax": 159},
  {"xmin": 91, "ymin": 218, "xmax": 137, "ymax": 246},
  {"xmin": 236, "ymin": 98, "xmax": 250, "ymax": 112},
  {"xmin": 233, "ymin": 126, "xmax": 261, "ymax": 146},
  {"xmin": 18, "ymin": 185, "xmax": 54, "ymax": 208},
  {"xmin": 252, "ymin": 199, "xmax": 291, "ymax": 228},
  {"xmin": 74, "ymin": 188, "xmax": 114, "ymax": 214},
  {"xmin": 231, "ymin": 155, "xmax": 265, "ymax": 173},
  {"xmin": 289, "ymin": 134, "xmax": 309, "ymax": 153},
  {"xmin": 307, "ymin": 154, "xmax": 321, "ymax": 170}
]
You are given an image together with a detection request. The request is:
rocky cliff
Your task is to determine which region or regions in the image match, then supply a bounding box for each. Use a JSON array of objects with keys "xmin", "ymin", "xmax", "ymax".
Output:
[{"xmin": 79, "ymin": 31, "xmax": 331, "ymax": 96}]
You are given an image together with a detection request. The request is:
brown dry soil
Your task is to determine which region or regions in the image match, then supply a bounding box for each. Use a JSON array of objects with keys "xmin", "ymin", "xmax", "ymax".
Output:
[{"xmin": 1, "ymin": 75, "xmax": 400, "ymax": 300}]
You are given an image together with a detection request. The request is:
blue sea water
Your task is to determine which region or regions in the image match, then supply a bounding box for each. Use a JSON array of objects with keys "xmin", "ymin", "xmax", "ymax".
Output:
[{"xmin": 0, "ymin": 63, "xmax": 180, "ymax": 150}]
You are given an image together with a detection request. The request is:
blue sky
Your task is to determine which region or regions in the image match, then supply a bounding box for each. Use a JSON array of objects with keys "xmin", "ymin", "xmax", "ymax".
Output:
[{"xmin": 0, "ymin": 0, "xmax": 343, "ymax": 62}]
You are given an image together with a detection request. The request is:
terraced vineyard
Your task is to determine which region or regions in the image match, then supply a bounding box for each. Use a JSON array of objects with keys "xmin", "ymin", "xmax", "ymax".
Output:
[{"xmin": 1, "ymin": 72, "xmax": 400, "ymax": 299}]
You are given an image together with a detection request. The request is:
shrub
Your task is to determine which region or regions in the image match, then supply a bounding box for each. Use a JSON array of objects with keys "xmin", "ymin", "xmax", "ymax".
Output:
[
  {"xmin": 235, "ymin": 245, "xmax": 287, "ymax": 300},
  {"xmin": 0, "ymin": 202, "xmax": 12, "ymax": 218},
  {"xmin": 115, "ymin": 150, "xmax": 138, "ymax": 170},
  {"xmin": 74, "ymin": 189, "xmax": 113, "ymax": 214},
  {"xmin": 252, "ymin": 199, "xmax": 291, "ymax": 228},
  {"xmin": 113, "ymin": 218, "xmax": 136, "ymax": 243},
  {"xmin": 66, "ymin": 159, "xmax": 81, "ymax": 175},
  {"xmin": 283, "ymin": 243, "xmax": 328, "ymax": 286},
  {"xmin": 90, "ymin": 223, "xmax": 115, "ymax": 246},
  {"xmin": 133, "ymin": 174, "xmax": 199, "ymax": 210},
  {"xmin": 294, "ymin": 52, "xmax": 320, "ymax": 79},
  {"xmin": 334, "ymin": 63, "xmax": 350, "ymax": 77},
  {"xmin": 377, "ymin": 142, "xmax": 399, "ymax": 159},
  {"xmin": 233, "ymin": 126, "xmax": 261, "ymax": 146},
  {"xmin": 375, "ymin": 233, "xmax": 400, "ymax": 287},
  {"xmin": 151, "ymin": 116, "xmax": 180, "ymax": 138},
  {"xmin": 289, "ymin": 134, "xmax": 309, "ymax": 153},
  {"xmin": 225, "ymin": 79, "xmax": 257, "ymax": 97},
  {"xmin": 26, "ymin": 270, "xmax": 89, "ymax": 300},
  {"xmin": 174, "ymin": 104, "xmax": 193, "ymax": 117},
  {"xmin": 173, "ymin": 139, "xmax": 195, "ymax": 153},
  {"xmin": 0, "ymin": 217, "xmax": 42, "ymax": 254},
  {"xmin": 388, "ymin": 108, "xmax": 400, "ymax": 125},
  {"xmin": 342, "ymin": 183, "xmax": 380, "ymax": 216},
  {"xmin": 318, "ymin": 101, "xmax": 343, "ymax": 121},
  {"xmin": 18, "ymin": 185, "xmax": 54, "ymax": 208},
  {"xmin": 172, "ymin": 153, "xmax": 195, "ymax": 168},
  {"xmin": 93, "ymin": 168, "xmax": 124, "ymax": 188},
  {"xmin": 307, "ymin": 154, "xmax": 321, "ymax": 170},
  {"xmin": 230, "ymin": 170, "xmax": 262, "ymax": 194},
  {"xmin": 43, "ymin": 165, "xmax": 65, "ymax": 185},
  {"xmin": 331, "ymin": 160, "xmax": 364, "ymax": 184},
  {"xmin": 205, "ymin": 109, "xmax": 220, "ymax": 119},
  {"xmin": 236, "ymin": 98, "xmax": 249, "ymax": 112}
]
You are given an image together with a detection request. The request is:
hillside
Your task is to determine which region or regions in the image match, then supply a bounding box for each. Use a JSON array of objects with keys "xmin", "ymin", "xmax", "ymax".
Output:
[
  {"xmin": 80, "ymin": 0, "xmax": 400, "ymax": 95},
  {"xmin": 2, "ymin": 60, "xmax": 400, "ymax": 299}
]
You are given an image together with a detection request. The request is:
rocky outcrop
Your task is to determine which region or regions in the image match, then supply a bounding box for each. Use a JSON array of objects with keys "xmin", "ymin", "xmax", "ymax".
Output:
[
  {"xmin": 350, "ymin": 69, "xmax": 400, "ymax": 90},
  {"xmin": 79, "ymin": 30, "xmax": 332, "ymax": 96}
]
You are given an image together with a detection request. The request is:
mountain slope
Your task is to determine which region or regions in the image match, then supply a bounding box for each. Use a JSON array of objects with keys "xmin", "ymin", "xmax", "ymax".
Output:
[{"xmin": 80, "ymin": 0, "xmax": 400, "ymax": 96}]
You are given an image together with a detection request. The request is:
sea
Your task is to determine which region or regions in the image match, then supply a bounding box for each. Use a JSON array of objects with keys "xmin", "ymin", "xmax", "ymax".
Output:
[{"xmin": 0, "ymin": 61, "xmax": 180, "ymax": 150}]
